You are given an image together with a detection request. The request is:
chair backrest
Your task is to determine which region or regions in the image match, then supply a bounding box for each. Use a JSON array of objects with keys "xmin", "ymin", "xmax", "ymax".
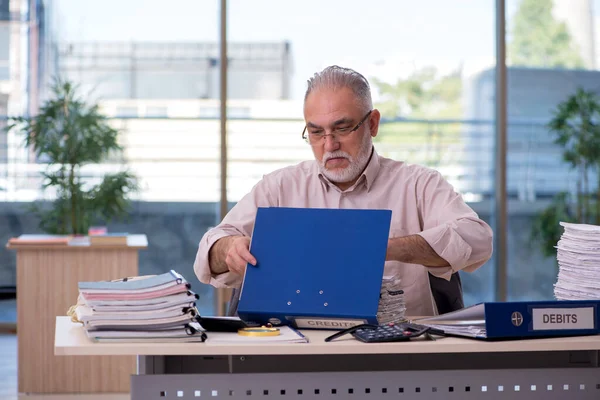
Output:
[
  {"xmin": 428, "ymin": 272, "xmax": 464, "ymax": 314},
  {"xmin": 227, "ymin": 287, "xmax": 241, "ymax": 316},
  {"xmin": 227, "ymin": 272, "xmax": 464, "ymax": 317}
]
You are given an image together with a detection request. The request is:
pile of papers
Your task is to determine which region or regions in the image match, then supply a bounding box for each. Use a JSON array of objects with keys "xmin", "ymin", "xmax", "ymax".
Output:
[
  {"xmin": 203, "ymin": 322, "xmax": 308, "ymax": 344},
  {"xmin": 377, "ymin": 276, "xmax": 407, "ymax": 325},
  {"xmin": 72, "ymin": 270, "xmax": 206, "ymax": 343},
  {"xmin": 415, "ymin": 303, "xmax": 487, "ymax": 339},
  {"xmin": 555, "ymin": 222, "xmax": 600, "ymax": 300}
]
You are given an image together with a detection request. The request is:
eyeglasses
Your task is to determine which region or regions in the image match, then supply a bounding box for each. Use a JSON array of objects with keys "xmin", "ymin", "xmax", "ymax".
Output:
[{"xmin": 302, "ymin": 110, "xmax": 372, "ymax": 145}]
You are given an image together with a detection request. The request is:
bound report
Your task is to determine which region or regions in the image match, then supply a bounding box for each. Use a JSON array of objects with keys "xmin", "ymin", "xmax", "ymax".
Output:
[{"xmin": 414, "ymin": 300, "xmax": 600, "ymax": 340}]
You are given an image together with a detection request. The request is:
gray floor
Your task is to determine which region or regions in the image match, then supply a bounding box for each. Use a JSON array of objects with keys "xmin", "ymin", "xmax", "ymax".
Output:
[
  {"xmin": 0, "ymin": 332, "xmax": 18, "ymax": 400},
  {"xmin": 0, "ymin": 300, "xmax": 128, "ymax": 400}
]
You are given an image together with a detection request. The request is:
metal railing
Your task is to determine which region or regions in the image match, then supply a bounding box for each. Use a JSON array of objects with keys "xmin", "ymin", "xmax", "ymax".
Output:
[{"xmin": 0, "ymin": 116, "xmax": 576, "ymax": 203}]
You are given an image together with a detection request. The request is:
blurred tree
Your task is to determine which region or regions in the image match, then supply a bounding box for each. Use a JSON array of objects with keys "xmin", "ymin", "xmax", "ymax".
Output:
[
  {"xmin": 371, "ymin": 66, "xmax": 462, "ymax": 120},
  {"xmin": 508, "ymin": 0, "xmax": 584, "ymax": 68}
]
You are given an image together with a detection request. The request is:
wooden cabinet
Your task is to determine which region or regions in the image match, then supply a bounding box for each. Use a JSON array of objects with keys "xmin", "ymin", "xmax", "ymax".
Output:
[{"xmin": 7, "ymin": 235, "xmax": 147, "ymax": 394}]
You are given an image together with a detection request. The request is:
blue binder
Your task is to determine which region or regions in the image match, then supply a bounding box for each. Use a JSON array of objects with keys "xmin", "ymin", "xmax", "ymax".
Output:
[
  {"xmin": 237, "ymin": 207, "xmax": 392, "ymax": 329},
  {"xmin": 417, "ymin": 300, "xmax": 600, "ymax": 340}
]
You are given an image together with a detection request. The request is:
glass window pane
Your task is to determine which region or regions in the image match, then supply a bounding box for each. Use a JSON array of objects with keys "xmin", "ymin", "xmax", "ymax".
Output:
[
  {"xmin": 506, "ymin": 0, "xmax": 600, "ymax": 300},
  {"xmin": 228, "ymin": 0, "xmax": 497, "ymax": 307},
  {"xmin": 8, "ymin": 0, "xmax": 220, "ymax": 314}
]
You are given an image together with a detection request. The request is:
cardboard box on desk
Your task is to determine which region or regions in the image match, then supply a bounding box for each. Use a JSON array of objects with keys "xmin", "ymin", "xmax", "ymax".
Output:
[{"xmin": 237, "ymin": 207, "xmax": 391, "ymax": 330}]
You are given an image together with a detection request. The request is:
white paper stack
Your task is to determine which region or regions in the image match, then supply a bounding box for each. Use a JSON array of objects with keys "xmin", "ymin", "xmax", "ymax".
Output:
[
  {"xmin": 377, "ymin": 276, "xmax": 406, "ymax": 325},
  {"xmin": 73, "ymin": 270, "xmax": 206, "ymax": 343},
  {"xmin": 555, "ymin": 222, "xmax": 600, "ymax": 300},
  {"xmin": 205, "ymin": 324, "xmax": 308, "ymax": 344},
  {"xmin": 414, "ymin": 304, "xmax": 487, "ymax": 339}
]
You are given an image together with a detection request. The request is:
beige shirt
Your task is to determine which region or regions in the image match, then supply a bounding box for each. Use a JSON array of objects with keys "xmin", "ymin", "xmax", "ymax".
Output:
[{"xmin": 194, "ymin": 149, "xmax": 493, "ymax": 316}]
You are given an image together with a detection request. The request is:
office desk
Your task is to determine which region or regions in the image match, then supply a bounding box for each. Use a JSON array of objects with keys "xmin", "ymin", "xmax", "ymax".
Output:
[{"xmin": 55, "ymin": 316, "xmax": 600, "ymax": 399}]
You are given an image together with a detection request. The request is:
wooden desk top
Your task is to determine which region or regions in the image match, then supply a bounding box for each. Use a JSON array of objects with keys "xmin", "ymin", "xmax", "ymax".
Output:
[
  {"xmin": 54, "ymin": 317, "xmax": 600, "ymax": 357},
  {"xmin": 7, "ymin": 234, "xmax": 148, "ymax": 250}
]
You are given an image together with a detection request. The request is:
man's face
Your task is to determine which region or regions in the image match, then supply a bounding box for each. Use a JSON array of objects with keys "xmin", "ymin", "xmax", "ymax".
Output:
[{"xmin": 303, "ymin": 87, "xmax": 380, "ymax": 184}]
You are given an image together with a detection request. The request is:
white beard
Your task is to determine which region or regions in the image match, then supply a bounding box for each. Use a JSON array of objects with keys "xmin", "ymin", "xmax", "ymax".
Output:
[{"xmin": 318, "ymin": 130, "xmax": 373, "ymax": 183}]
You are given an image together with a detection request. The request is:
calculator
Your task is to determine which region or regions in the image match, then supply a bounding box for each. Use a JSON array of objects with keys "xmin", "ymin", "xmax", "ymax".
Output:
[{"xmin": 324, "ymin": 322, "xmax": 445, "ymax": 343}]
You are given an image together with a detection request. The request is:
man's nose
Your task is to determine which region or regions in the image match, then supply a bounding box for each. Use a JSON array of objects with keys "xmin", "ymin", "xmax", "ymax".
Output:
[{"xmin": 323, "ymin": 134, "xmax": 340, "ymax": 152}]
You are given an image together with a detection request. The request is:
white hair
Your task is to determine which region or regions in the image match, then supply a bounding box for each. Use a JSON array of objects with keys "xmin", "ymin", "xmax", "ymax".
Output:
[{"xmin": 304, "ymin": 65, "xmax": 373, "ymax": 113}]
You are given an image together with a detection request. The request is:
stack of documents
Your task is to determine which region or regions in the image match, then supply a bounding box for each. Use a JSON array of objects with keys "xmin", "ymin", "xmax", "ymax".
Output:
[
  {"xmin": 377, "ymin": 276, "xmax": 406, "ymax": 325},
  {"xmin": 8, "ymin": 234, "xmax": 70, "ymax": 245},
  {"xmin": 72, "ymin": 270, "xmax": 206, "ymax": 343},
  {"xmin": 415, "ymin": 300, "xmax": 600, "ymax": 340},
  {"xmin": 555, "ymin": 222, "xmax": 600, "ymax": 300},
  {"xmin": 415, "ymin": 303, "xmax": 487, "ymax": 339}
]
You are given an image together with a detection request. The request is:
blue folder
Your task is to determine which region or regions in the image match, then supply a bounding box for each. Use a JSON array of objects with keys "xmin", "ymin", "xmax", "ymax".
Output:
[
  {"xmin": 237, "ymin": 207, "xmax": 392, "ymax": 329},
  {"xmin": 417, "ymin": 300, "xmax": 600, "ymax": 340}
]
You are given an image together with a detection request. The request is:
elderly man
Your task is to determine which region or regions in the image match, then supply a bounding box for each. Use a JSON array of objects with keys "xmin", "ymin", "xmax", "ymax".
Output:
[{"xmin": 194, "ymin": 65, "xmax": 493, "ymax": 316}]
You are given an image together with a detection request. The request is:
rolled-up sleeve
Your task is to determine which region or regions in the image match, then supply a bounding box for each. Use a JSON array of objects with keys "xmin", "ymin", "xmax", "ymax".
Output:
[
  {"xmin": 415, "ymin": 170, "xmax": 493, "ymax": 280},
  {"xmin": 193, "ymin": 176, "xmax": 278, "ymax": 288}
]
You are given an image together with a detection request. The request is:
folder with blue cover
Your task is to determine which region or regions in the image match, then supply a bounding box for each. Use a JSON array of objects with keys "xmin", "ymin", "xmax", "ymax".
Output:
[
  {"xmin": 237, "ymin": 207, "xmax": 392, "ymax": 329},
  {"xmin": 416, "ymin": 300, "xmax": 600, "ymax": 340}
]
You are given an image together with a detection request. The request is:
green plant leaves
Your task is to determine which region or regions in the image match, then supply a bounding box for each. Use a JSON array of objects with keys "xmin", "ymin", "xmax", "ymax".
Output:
[
  {"xmin": 5, "ymin": 79, "xmax": 139, "ymax": 234},
  {"xmin": 531, "ymin": 88, "xmax": 600, "ymax": 258},
  {"xmin": 530, "ymin": 192, "xmax": 574, "ymax": 257}
]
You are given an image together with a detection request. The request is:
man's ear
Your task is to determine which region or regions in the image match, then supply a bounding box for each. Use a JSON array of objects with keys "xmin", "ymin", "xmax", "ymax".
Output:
[{"xmin": 370, "ymin": 109, "xmax": 381, "ymax": 138}]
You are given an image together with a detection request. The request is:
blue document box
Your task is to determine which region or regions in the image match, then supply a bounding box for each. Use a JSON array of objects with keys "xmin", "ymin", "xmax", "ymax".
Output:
[{"xmin": 417, "ymin": 300, "xmax": 600, "ymax": 340}]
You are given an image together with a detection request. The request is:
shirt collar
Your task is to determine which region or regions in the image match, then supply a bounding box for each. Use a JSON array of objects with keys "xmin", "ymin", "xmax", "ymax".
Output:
[
  {"xmin": 317, "ymin": 146, "xmax": 381, "ymax": 192},
  {"xmin": 362, "ymin": 146, "xmax": 380, "ymax": 192}
]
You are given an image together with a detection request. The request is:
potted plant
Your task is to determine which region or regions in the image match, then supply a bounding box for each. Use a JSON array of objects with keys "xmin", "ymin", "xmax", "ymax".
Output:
[
  {"xmin": 6, "ymin": 79, "xmax": 139, "ymax": 234},
  {"xmin": 531, "ymin": 88, "xmax": 600, "ymax": 256}
]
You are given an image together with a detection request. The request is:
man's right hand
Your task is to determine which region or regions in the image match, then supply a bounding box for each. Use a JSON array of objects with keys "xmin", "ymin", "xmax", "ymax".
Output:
[
  {"xmin": 209, "ymin": 235, "xmax": 257, "ymax": 276},
  {"xmin": 224, "ymin": 236, "xmax": 257, "ymax": 275}
]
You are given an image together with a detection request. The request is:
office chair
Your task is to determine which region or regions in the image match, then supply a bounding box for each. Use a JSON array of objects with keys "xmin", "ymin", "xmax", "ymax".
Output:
[{"xmin": 429, "ymin": 272, "xmax": 464, "ymax": 314}]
